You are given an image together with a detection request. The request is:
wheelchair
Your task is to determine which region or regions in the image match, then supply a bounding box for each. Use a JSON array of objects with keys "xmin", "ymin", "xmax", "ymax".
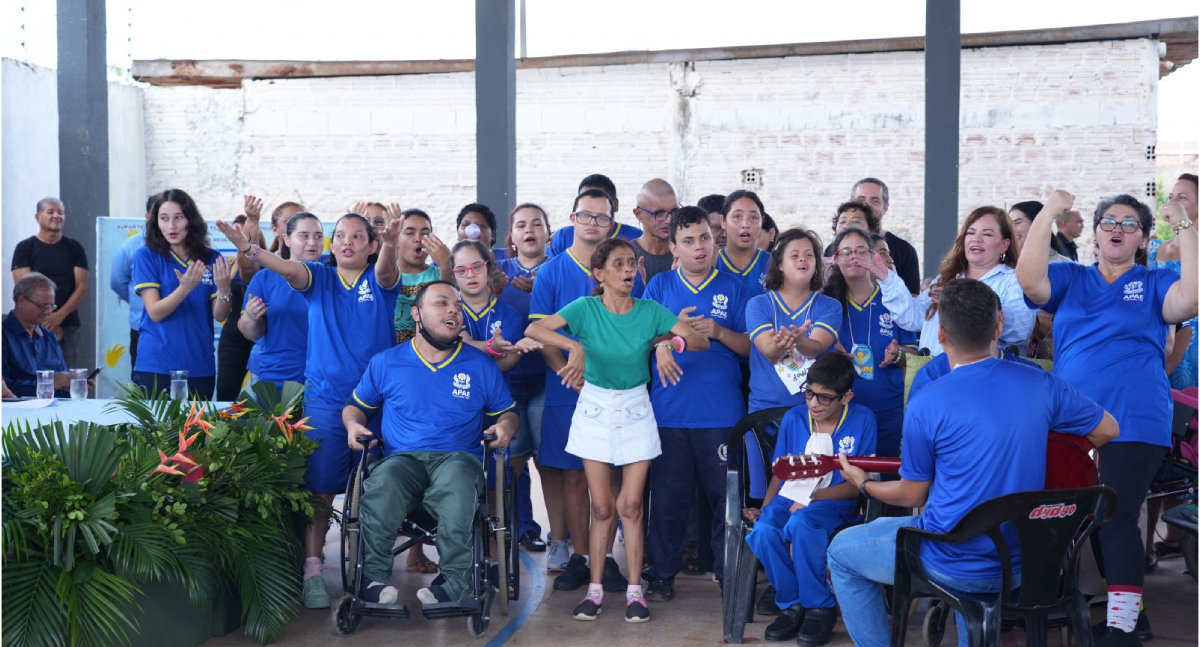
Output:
[{"xmin": 332, "ymin": 434, "xmax": 520, "ymax": 638}]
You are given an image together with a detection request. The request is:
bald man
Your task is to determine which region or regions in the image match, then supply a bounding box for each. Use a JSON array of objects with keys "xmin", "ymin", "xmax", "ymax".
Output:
[{"xmin": 631, "ymin": 179, "xmax": 680, "ymax": 283}]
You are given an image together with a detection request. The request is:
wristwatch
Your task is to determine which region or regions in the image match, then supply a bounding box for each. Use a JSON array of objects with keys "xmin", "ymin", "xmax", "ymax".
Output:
[
  {"xmin": 1175, "ymin": 218, "xmax": 1193, "ymax": 232},
  {"xmin": 859, "ymin": 478, "xmax": 873, "ymax": 499}
]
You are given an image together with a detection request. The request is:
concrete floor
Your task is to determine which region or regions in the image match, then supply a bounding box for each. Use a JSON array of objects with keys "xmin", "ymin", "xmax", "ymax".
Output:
[{"xmin": 205, "ymin": 469, "xmax": 1199, "ymax": 646}]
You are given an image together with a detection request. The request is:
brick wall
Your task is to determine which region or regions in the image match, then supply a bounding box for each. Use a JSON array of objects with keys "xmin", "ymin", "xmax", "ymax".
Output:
[{"xmin": 142, "ymin": 38, "xmax": 1161, "ymax": 271}]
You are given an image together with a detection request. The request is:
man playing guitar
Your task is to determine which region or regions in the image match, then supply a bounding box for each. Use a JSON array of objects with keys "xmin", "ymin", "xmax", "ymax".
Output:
[{"xmin": 825, "ymin": 278, "xmax": 1119, "ymax": 647}]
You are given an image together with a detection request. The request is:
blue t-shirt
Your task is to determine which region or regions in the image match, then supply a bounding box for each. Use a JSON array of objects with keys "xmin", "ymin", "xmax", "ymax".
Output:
[
  {"xmin": 528, "ymin": 248, "xmax": 644, "ymax": 407},
  {"xmin": 132, "ymin": 247, "xmax": 223, "ymax": 376},
  {"xmin": 772, "ymin": 402, "xmax": 877, "ymax": 517},
  {"xmin": 909, "ymin": 348, "xmax": 1038, "ymax": 402},
  {"xmin": 1028, "ymin": 263, "xmax": 1179, "ymax": 447},
  {"xmin": 1149, "ymin": 239, "xmax": 1198, "ymax": 390},
  {"xmin": 547, "ymin": 222, "xmax": 642, "ymax": 256},
  {"xmin": 716, "ymin": 248, "xmax": 769, "ymax": 299},
  {"xmin": 296, "ymin": 262, "xmax": 400, "ymax": 409},
  {"xmin": 461, "ymin": 296, "xmax": 525, "ymax": 363},
  {"xmin": 351, "ymin": 342, "xmax": 515, "ymax": 460},
  {"xmin": 1, "ymin": 312, "xmax": 68, "ymax": 397},
  {"xmin": 833, "ymin": 286, "xmax": 918, "ymax": 414},
  {"xmin": 110, "ymin": 232, "xmax": 146, "ymax": 330},
  {"xmin": 901, "ymin": 358, "xmax": 1104, "ymax": 580},
  {"xmin": 746, "ymin": 290, "xmax": 843, "ymax": 413},
  {"xmin": 497, "ymin": 256, "xmax": 550, "ymax": 389},
  {"xmin": 245, "ymin": 270, "xmax": 309, "ymax": 383},
  {"xmin": 644, "ymin": 268, "xmax": 749, "ymax": 428}
]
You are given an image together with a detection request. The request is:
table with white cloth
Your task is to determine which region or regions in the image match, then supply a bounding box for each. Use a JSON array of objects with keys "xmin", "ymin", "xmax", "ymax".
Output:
[{"xmin": 1, "ymin": 398, "xmax": 231, "ymax": 430}]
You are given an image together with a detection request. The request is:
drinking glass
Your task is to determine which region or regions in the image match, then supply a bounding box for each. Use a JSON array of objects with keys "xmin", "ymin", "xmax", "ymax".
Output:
[
  {"xmin": 36, "ymin": 370, "xmax": 55, "ymax": 400},
  {"xmin": 69, "ymin": 369, "xmax": 89, "ymax": 401},
  {"xmin": 170, "ymin": 370, "xmax": 188, "ymax": 400}
]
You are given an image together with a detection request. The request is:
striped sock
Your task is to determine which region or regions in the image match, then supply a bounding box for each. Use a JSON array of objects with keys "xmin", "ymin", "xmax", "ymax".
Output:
[{"xmin": 1106, "ymin": 585, "xmax": 1142, "ymax": 633}]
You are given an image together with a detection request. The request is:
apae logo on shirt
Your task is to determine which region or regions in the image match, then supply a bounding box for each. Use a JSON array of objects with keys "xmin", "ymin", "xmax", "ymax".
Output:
[
  {"xmin": 878, "ymin": 312, "xmax": 894, "ymax": 338},
  {"xmin": 357, "ymin": 280, "xmax": 374, "ymax": 303},
  {"xmin": 711, "ymin": 293, "xmax": 729, "ymax": 318},
  {"xmin": 1123, "ymin": 281, "xmax": 1144, "ymax": 302},
  {"xmin": 451, "ymin": 373, "xmax": 472, "ymax": 399},
  {"xmin": 201, "ymin": 267, "xmax": 214, "ymax": 286},
  {"xmin": 838, "ymin": 435, "xmax": 855, "ymax": 455},
  {"xmin": 489, "ymin": 320, "xmax": 503, "ymax": 337}
]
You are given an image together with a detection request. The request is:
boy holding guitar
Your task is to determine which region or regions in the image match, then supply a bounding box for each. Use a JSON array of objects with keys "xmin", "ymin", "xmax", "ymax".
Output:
[{"xmin": 743, "ymin": 352, "xmax": 877, "ymax": 645}]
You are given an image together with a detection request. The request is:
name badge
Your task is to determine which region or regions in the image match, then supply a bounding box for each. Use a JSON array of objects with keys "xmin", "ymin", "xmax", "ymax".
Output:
[
  {"xmin": 851, "ymin": 343, "xmax": 875, "ymax": 381},
  {"xmin": 774, "ymin": 349, "xmax": 815, "ymax": 395}
]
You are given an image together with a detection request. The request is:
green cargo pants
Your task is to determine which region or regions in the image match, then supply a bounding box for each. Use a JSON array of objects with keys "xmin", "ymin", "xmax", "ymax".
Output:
[{"xmin": 358, "ymin": 451, "xmax": 484, "ymax": 600}]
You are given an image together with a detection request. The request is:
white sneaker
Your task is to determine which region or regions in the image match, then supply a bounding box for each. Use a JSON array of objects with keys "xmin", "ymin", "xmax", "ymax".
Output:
[{"xmin": 546, "ymin": 540, "xmax": 570, "ymax": 572}]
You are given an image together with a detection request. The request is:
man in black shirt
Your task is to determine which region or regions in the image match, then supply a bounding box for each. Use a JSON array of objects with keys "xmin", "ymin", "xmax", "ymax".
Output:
[
  {"xmin": 851, "ymin": 178, "xmax": 921, "ymax": 294},
  {"xmin": 11, "ymin": 197, "xmax": 89, "ymax": 366},
  {"xmin": 630, "ymin": 178, "xmax": 679, "ymax": 283}
]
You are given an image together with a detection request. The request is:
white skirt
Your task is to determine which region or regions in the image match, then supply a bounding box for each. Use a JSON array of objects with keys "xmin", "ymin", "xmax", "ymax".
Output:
[{"xmin": 566, "ymin": 381, "xmax": 661, "ymax": 466}]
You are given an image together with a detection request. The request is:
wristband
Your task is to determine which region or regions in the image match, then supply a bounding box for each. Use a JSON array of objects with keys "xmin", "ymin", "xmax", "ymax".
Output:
[
  {"xmin": 672, "ymin": 335, "xmax": 686, "ymax": 353},
  {"xmin": 243, "ymin": 243, "xmax": 261, "ymax": 259},
  {"xmin": 859, "ymin": 478, "xmax": 873, "ymax": 499},
  {"xmin": 485, "ymin": 338, "xmax": 505, "ymax": 357}
]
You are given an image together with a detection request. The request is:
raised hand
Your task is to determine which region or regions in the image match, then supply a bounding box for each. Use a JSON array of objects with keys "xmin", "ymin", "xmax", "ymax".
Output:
[
  {"xmin": 215, "ymin": 220, "xmax": 251, "ymax": 252},
  {"xmin": 385, "ymin": 202, "xmax": 403, "ymax": 221},
  {"xmin": 1162, "ymin": 201, "xmax": 1187, "ymax": 226},
  {"xmin": 212, "ymin": 256, "xmax": 232, "ymax": 292},
  {"xmin": 244, "ymin": 295, "xmax": 268, "ymax": 320},
  {"xmin": 424, "ymin": 232, "xmax": 451, "ymax": 269},
  {"xmin": 1045, "ymin": 189, "xmax": 1075, "ymax": 216},
  {"xmin": 243, "ymin": 194, "xmax": 264, "ymax": 224},
  {"xmin": 379, "ymin": 217, "xmax": 402, "ymax": 247},
  {"xmin": 350, "ymin": 201, "xmax": 368, "ymax": 216},
  {"xmin": 864, "ymin": 248, "xmax": 890, "ymax": 281},
  {"xmin": 175, "ymin": 260, "xmax": 205, "ymax": 291}
]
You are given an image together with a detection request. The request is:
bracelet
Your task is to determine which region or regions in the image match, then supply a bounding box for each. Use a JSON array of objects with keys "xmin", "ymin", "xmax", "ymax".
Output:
[
  {"xmin": 484, "ymin": 338, "xmax": 505, "ymax": 357},
  {"xmin": 215, "ymin": 291, "xmax": 231, "ymax": 303},
  {"xmin": 672, "ymin": 335, "xmax": 686, "ymax": 353},
  {"xmin": 859, "ymin": 478, "xmax": 873, "ymax": 499},
  {"xmin": 243, "ymin": 243, "xmax": 261, "ymax": 259}
]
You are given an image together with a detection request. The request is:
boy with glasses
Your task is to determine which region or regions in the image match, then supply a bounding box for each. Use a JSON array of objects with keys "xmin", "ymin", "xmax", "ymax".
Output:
[{"xmin": 743, "ymin": 353, "xmax": 876, "ymax": 646}]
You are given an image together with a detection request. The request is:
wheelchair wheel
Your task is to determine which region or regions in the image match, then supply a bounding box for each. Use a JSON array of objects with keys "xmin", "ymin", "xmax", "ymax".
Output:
[
  {"xmin": 1183, "ymin": 533, "xmax": 1197, "ymax": 582},
  {"xmin": 331, "ymin": 594, "xmax": 361, "ymax": 636},
  {"xmin": 340, "ymin": 465, "xmax": 367, "ymax": 592},
  {"xmin": 506, "ymin": 462, "xmax": 520, "ymax": 602},
  {"xmin": 922, "ymin": 601, "xmax": 949, "ymax": 647},
  {"xmin": 494, "ymin": 452, "xmax": 509, "ymax": 616}
]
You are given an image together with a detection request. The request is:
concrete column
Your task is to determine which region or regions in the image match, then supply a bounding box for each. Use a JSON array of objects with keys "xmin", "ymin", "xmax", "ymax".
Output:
[
  {"xmin": 924, "ymin": 0, "xmax": 960, "ymax": 275},
  {"xmin": 475, "ymin": 0, "xmax": 517, "ymax": 235}
]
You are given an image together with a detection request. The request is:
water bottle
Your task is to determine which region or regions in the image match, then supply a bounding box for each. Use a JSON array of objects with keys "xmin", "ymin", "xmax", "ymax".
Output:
[
  {"xmin": 170, "ymin": 370, "xmax": 188, "ymax": 400},
  {"xmin": 36, "ymin": 370, "xmax": 55, "ymax": 400},
  {"xmin": 69, "ymin": 369, "xmax": 88, "ymax": 401}
]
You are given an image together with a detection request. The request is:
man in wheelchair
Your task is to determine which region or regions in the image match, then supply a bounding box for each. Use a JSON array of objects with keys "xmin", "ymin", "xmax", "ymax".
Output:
[{"xmin": 343, "ymin": 281, "xmax": 518, "ymax": 608}]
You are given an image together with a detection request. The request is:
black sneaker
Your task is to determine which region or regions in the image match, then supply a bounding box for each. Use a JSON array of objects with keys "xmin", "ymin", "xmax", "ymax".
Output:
[
  {"xmin": 573, "ymin": 592, "xmax": 603, "ymax": 621},
  {"xmin": 360, "ymin": 581, "xmax": 398, "ymax": 605},
  {"xmin": 764, "ymin": 604, "xmax": 804, "ymax": 641},
  {"xmin": 1096, "ymin": 627, "xmax": 1143, "ymax": 647},
  {"xmin": 644, "ymin": 577, "xmax": 674, "ymax": 602},
  {"xmin": 625, "ymin": 592, "xmax": 650, "ymax": 623},
  {"xmin": 797, "ymin": 607, "xmax": 837, "ymax": 646},
  {"xmin": 519, "ymin": 530, "xmax": 547, "ymax": 552},
  {"xmin": 1135, "ymin": 610, "xmax": 1154, "ymax": 642},
  {"xmin": 756, "ymin": 585, "xmax": 781, "ymax": 616},
  {"xmin": 553, "ymin": 554, "xmax": 590, "ymax": 591},
  {"xmin": 602, "ymin": 557, "xmax": 628, "ymax": 592}
]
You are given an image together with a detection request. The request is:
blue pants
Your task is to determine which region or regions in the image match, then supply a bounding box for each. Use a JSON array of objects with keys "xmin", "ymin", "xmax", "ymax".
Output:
[
  {"xmin": 304, "ymin": 404, "xmax": 381, "ymax": 494},
  {"xmin": 746, "ymin": 498, "xmax": 857, "ymax": 609},
  {"xmin": 827, "ymin": 515, "xmax": 1016, "ymax": 647},
  {"xmin": 646, "ymin": 427, "xmax": 729, "ymax": 581}
]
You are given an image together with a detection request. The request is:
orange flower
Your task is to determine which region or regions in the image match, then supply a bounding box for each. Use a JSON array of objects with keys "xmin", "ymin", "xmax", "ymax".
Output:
[
  {"xmin": 154, "ymin": 449, "xmax": 185, "ymax": 476},
  {"xmin": 184, "ymin": 403, "xmax": 214, "ymax": 435},
  {"xmin": 288, "ymin": 416, "xmax": 313, "ymax": 438},
  {"xmin": 272, "ymin": 411, "xmax": 293, "ymax": 443},
  {"xmin": 219, "ymin": 400, "xmax": 252, "ymax": 419}
]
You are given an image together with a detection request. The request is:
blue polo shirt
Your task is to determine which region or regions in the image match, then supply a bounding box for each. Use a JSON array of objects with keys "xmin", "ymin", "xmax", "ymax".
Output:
[
  {"xmin": 296, "ymin": 262, "xmax": 399, "ymax": 409},
  {"xmin": 909, "ymin": 349, "xmax": 1039, "ymax": 402},
  {"xmin": 644, "ymin": 267, "xmax": 749, "ymax": 428},
  {"xmin": 1028, "ymin": 263, "xmax": 1179, "ymax": 447},
  {"xmin": 547, "ymin": 223, "xmax": 642, "ymax": 256},
  {"xmin": 834, "ymin": 285, "xmax": 918, "ymax": 414},
  {"xmin": 746, "ymin": 290, "xmax": 843, "ymax": 413},
  {"xmin": 132, "ymin": 247, "xmax": 223, "ymax": 376},
  {"xmin": 901, "ymin": 358, "xmax": 1104, "ymax": 580},
  {"xmin": 716, "ymin": 248, "xmax": 769, "ymax": 299},
  {"xmin": 1, "ymin": 312, "xmax": 68, "ymax": 397},
  {"xmin": 461, "ymin": 296, "xmax": 525, "ymax": 359},
  {"xmin": 772, "ymin": 402, "xmax": 877, "ymax": 517},
  {"xmin": 497, "ymin": 256, "xmax": 551, "ymax": 389},
  {"xmin": 245, "ymin": 270, "xmax": 309, "ymax": 384},
  {"xmin": 528, "ymin": 248, "xmax": 644, "ymax": 407},
  {"xmin": 350, "ymin": 342, "xmax": 515, "ymax": 460}
]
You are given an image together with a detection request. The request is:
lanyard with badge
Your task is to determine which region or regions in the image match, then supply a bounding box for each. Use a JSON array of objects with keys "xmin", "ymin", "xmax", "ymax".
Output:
[
  {"xmin": 846, "ymin": 298, "xmax": 875, "ymax": 381},
  {"xmin": 771, "ymin": 291, "xmax": 816, "ymax": 395}
]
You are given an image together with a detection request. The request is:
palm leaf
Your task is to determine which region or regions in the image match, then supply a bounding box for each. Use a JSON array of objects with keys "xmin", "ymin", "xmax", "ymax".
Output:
[
  {"xmin": 64, "ymin": 568, "xmax": 140, "ymax": 647},
  {"xmin": 109, "ymin": 523, "xmax": 182, "ymax": 583},
  {"xmin": 2, "ymin": 560, "xmax": 67, "ymax": 647}
]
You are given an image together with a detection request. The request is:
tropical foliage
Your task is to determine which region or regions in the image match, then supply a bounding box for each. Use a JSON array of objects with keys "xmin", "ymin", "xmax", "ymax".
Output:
[{"xmin": 2, "ymin": 381, "xmax": 317, "ymax": 646}]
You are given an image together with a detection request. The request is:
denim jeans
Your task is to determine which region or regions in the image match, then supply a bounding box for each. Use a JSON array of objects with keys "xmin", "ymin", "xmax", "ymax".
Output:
[
  {"xmin": 508, "ymin": 382, "xmax": 545, "ymax": 537},
  {"xmin": 827, "ymin": 515, "xmax": 1018, "ymax": 647}
]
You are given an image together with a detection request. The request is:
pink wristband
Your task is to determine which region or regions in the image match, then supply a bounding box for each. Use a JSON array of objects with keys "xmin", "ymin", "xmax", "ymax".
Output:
[
  {"xmin": 485, "ymin": 338, "xmax": 505, "ymax": 357},
  {"xmin": 672, "ymin": 335, "xmax": 686, "ymax": 353}
]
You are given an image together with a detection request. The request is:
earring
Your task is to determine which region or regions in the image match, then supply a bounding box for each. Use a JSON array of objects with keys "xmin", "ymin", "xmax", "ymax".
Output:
[{"xmin": 1000, "ymin": 252, "xmax": 1006, "ymax": 262}]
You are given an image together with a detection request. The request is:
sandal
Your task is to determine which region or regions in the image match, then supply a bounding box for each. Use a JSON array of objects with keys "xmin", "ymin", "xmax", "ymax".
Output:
[{"xmin": 406, "ymin": 550, "xmax": 439, "ymax": 574}]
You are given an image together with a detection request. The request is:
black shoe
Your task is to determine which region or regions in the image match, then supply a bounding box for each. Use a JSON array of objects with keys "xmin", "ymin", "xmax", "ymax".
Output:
[
  {"xmin": 1136, "ymin": 610, "xmax": 1154, "ymax": 642},
  {"xmin": 573, "ymin": 594, "xmax": 602, "ymax": 621},
  {"xmin": 553, "ymin": 554, "xmax": 590, "ymax": 591},
  {"xmin": 1096, "ymin": 627, "xmax": 1143, "ymax": 647},
  {"xmin": 644, "ymin": 577, "xmax": 674, "ymax": 602},
  {"xmin": 1154, "ymin": 541, "xmax": 1181, "ymax": 558},
  {"xmin": 520, "ymin": 530, "xmax": 547, "ymax": 552},
  {"xmin": 764, "ymin": 604, "xmax": 804, "ymax": 641},
  {"xmin": 756, "ymin": 585, "xmax": 782, "ymax": 616},
  {"xmin": 1145, "ymin": 553, "xmax": 1158, "ymax": 573},
  {"xmin": 602, "ymin": 557, "xmax": 628, "ymax": 592},
  {"xmin": 797, "ymin": 607, "xmax": 837, "ymax": 646}
]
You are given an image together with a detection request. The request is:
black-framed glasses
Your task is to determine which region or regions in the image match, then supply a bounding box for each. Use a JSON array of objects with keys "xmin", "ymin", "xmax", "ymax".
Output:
[
  {"xmin": 452, "ymin": 261, "xmax": 488, "ymax": 277},
  {"xmin": 22, "ymin": 297, "xmax": 57, "ymax": 312},
  {"xmin": 636, "ymin": 206, "xmax": 672, "ymax": 222},
  {"xmin": 1097, "ymin": 217, "xmax": 1141, "ymax": 234},
  {"xmin": 836, "ymin": 246, "xmax": 874, "ymax": 260},
  {"xmin": 803, "ymin": 387, "xmax": 844, "ymax": 406},
  {"xmin": 573, "ymin": 211, "xmax": 614, "ymax": 227}
]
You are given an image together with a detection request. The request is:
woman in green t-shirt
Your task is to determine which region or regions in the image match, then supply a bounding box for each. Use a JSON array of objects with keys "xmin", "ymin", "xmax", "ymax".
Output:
[{"xmin": 522, "ymin": 238, "xmax": 708, "ymax": 623}]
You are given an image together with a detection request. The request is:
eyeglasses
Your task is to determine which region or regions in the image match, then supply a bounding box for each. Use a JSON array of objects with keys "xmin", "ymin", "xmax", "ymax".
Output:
[
  {"xmin": 636, "ymin": 206, "xmax": 672, "ymax": 222},
  {"xmin": 452, "ymin": 261, "xmax": 488, "ymax": 278},
  {"xmin": 836, "ymin": 247, "xmax": 874, "ymax": 260},
  {"xmin": 1097, "ymin": 218, "xmax": 1141, "ymax": 234},
  {"xmin": 803, "ymin": 387, "xmax": 843, "ymax": 406},
  {"xmin": 573, "ymin": 211, "xmax": 614, "ymax": 227},
  {"xmin": 23, "ymin": 297, "xmax": 57, "ymax": 312}
]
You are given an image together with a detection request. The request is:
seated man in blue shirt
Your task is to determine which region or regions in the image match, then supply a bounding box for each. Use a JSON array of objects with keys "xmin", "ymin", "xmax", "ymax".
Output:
[
  {"xmin": 827, "ymin": 278, "xmax": 1119, "ymax": 647},
  {"xmin": 744, "ymin": 352, "xmax": 876, "ymax": 646},
  {"xmin": 2, "ymin": 272, "xmax": 72, "ymax": 397},
  {"xmin": 343, "ymin": 281, "xmax": 518, "ymax": 608}
]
